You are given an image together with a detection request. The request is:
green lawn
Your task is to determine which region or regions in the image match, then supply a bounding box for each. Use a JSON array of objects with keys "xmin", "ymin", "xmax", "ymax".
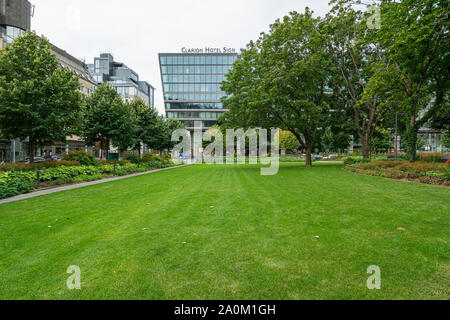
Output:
[{"xmin": 0, "ymin": 163, "xmax": 448, "ymax": 300}]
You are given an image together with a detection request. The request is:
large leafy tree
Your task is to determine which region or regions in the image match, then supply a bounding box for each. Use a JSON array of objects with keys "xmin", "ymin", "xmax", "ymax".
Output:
[
  {"xmin": 128, "ymin": 98, "xmax": 162, "ymax": 156},
  {"xmin": 368, "ymin": 0, "xmax": 449, "ymax": 161},
  {"xmin": 159, "ymin": 119, "xmax": 186, "ymax": 152},
  {"xmin": 222, "ymin": 9, "xmax": 332, "ymax": 167},
  {"xmin": 0, "ymin": 32, "xmax": 82, "ymax": 162},
  {"xmin": 325, "ymin": 3, "xmax": 392, "ymax": 158},
  {"xmin": 82, "ymin": 84, "xmax": 137, "ymax": 158}
]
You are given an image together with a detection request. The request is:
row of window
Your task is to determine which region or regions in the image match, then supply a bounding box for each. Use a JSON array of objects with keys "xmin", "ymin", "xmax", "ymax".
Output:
[
  {"xmin": 1, "ymin": 25, "xmax": 25, "ymax": 45},
  {"xmin": 179, "ymin": 120, "xmax": 219, "ymax": 128},
  {"xmin": 166, "ymin": 102, "xmax": 224, "ymax": 110},
  {"xmin": 164, "ymin": 83, "xmax": 224, "ymax": 93},
  {"xmin": 161, "ymin": 65, "xmax": 233, "ymax": 75},
  {"xmin": 167, "ymin": 111, "xmax": 224, "ymax": 120},
  {"xmin": 115, "ymin": 86, "xmax": 137, "ymax": 96},
  {"xmin": 160, "ymin": 55, "xmax": 238, "ymax": 66},
  {"xmin": 162, "ymin": 74, "xmax": 227, "ymax": 84},
  {"xmin": 165, "ymin": 93, "xmax": 227, "ymax": 102}
]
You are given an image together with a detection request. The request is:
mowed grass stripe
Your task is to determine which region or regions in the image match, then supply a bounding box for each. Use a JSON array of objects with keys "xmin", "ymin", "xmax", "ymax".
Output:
[{"xmin": 0, "ymin": 163, "xmax": 448, "ymax": 299}]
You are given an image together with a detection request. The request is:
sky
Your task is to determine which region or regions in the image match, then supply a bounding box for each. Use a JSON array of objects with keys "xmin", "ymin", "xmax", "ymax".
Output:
[{"xmin": 32, "ymin": 0, "xmax": 332, "ymax": 115}]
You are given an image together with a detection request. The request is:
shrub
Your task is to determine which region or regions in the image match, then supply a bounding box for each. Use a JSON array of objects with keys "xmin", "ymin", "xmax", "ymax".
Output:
[
  {"xmin": 160, "ymin": 153, "xmax": 172, "ymax": 161},
  {"xmin": 73, "ymin": 173, "xmax": 104, "ymax": 183},
  {"xmin": 94, "ymin": 160, "xmax": 131, "ymax": 167},
  {"xmin": 142, "ymin": 153, "xmax": 162, "ymax": 163},
  {"xmin": 0, "ymin": 171, "xmax": 36, "ymax": 199},
  {"xmin": 0, "ymin": 161, "xmax": 80, "ymax": 172},
  {"xmin": 343, "ymin": 158, "xmax": 372, "ymax": 165},
  {"xmin": 63, "ymin": 150, "xmax": 95, "ymax": 166},
  {"xmin": 124, "ymin": 154, "xmax": 141, "ymax": 164},
  {"xmin": 419, "ymin": 152, "xmax": 443, "ymax": 163}
]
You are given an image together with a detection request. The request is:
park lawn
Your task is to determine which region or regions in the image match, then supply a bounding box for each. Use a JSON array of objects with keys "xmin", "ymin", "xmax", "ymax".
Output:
[{"xmin": 0, "ymin": 163, "xmax": 448, "ymax": 300}]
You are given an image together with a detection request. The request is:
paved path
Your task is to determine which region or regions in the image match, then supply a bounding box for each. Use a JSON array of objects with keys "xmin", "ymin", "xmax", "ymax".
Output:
[{"xmin": 0, "ymin": 165, "xmax": 190, "ymax": 205}]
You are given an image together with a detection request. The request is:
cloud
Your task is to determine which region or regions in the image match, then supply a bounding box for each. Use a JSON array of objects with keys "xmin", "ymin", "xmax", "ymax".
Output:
[{"xmin": 32, "ymin": 0, "xmax": 331, "ymax": 115}]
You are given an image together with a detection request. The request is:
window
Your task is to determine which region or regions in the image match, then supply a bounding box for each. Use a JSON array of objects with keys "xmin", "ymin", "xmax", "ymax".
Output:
[{"xmin": 117, "ymin": 87, "xmax": 123, "ymax": 94}]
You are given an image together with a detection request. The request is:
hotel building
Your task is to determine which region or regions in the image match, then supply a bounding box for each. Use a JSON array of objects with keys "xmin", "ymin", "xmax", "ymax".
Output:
[{"xmin": 159, "ymin": 48, "xmax": 240, "ymax": 131}]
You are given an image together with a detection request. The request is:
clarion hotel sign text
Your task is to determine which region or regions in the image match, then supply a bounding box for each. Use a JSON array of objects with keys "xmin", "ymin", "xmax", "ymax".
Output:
[{"xmin": 181, "ymin": 47, "xmax": 237, "ymax": 54}]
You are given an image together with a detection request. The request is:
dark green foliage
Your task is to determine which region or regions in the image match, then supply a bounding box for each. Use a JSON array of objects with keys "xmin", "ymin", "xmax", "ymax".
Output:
[
  {"xmin": 63, "ymin": 151, "xmax": 95, "ymax": 166},
  {"xmin": 0, "ymin": 161, "xmax": 80, "ymax": 172},
  {"xmin": 82, "ymin": 84, "xmax": 138, "ymax": 157},
  {"xmin": 0, "ymin": 32, "xmax": 83, "ymax": 162}
]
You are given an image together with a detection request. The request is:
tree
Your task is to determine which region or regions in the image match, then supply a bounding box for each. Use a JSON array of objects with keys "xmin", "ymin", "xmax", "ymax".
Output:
[
  {"xmin": 277, "ymin": 130, "xmax": 300, "ymax": 152},
  {"xmin": 0, "ymin": 32, "xmax": 82, "ymax": 163},
  {"xmin": 368, "ymin": 0, "xmax": 449, "ymax": 161},
  {"xmin": 128, "ymin": 98, "xmax": 161, "ymax": 156},
  {"xmin": 325, "ymin": 2, "xmax": 391, "ymax": 159},
  {"xmin": 442, "ymin": 130, "xmax": 450, "ymax": 149},
  {"xmin": 222, "ymin": 10, "xmax": 332, "ymax": 167},
  {"xmin": 82, "ymin": 84, "xmax": 137, "ymax": 159},
  {"xmin": 369, "ymin": 128, "xmax": 392, "ymax": 154},
  {"xmin": 161, "ymin": 119, "xmax": 186, "ymax": 151},
  {"xmin": 322, "ymin": 127, "xmax": 352, "ymax": 153}
]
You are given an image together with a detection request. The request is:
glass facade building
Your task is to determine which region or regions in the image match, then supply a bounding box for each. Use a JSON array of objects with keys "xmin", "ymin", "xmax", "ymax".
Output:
[
  {"xmin": 159, "ymin": 53, "xmax": 239, "ymax": 130},
  {"xmin": 88, "ymin": 53, "xmax": 155, "ymax": 107}
]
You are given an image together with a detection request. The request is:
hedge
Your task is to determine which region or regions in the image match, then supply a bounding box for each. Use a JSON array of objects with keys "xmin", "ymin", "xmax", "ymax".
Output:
[{"xmin": 0, "ymin": 160, "xmax": 176, "ymax": 200}]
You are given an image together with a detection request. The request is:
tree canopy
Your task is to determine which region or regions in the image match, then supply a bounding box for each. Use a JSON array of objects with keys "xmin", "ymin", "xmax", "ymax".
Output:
[{"xmin": 0, "ymin": 32, "xmax": 83, "ymax": 162}]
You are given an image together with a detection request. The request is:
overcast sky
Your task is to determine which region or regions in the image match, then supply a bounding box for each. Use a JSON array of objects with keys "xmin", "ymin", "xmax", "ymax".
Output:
[{"xmin": 32, "ymin": 0, "xmax": 332, "ymax": 114}]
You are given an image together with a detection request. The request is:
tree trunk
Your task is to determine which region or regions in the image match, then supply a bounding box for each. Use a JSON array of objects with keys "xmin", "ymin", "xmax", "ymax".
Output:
[
  {"xmin": 29, "ymin": 139, "xmax": 35, "ymax": 164},
  {"xmin": 406, "ymin": 117, "xmax": 418, "ymax": 162},
  {"xmin": 361, "ymin": 136, "xmax": 370, "ymax": 159},
  {"xmin": 104, "ymin": 141, "xmax": 109, "ymax": 161},
  {"xmin": 305, "ymin": 142, "xmax": 313, "ymax": 168}
]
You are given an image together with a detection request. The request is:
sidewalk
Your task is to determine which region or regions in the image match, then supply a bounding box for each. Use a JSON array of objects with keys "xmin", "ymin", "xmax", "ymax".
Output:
[{"xmin": 0, "ymin": 165, "xmax": 190, "ymax": 205}]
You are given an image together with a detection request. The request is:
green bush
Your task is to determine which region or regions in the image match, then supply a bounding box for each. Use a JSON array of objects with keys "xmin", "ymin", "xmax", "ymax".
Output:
[
  {"xmin": 142, "ymin": 153, "xmax": 162, "ymax": 163},
  {"xmin": 0, "ymin": 161, "xmax": 80, "ymax": 172},
  {"xmin": 73, "ymin": 173, "xmax": 104, "ymax": 183},
  {"xmin": 343, "ymin": 158, "xmax": 372, "ymax": 165},
  {"xmin": 124, "ymin": 154, "xmax": 141, "ymax": 164},
  {"xmin": 94, "ymin": 160, "xmax": 131, "ymax": 167},
  {"xmin": 0, "ymin": 171, "xmax": 36, "ymax": 199},
  {"xmin": 419, "ymin": 152, "xmax": 443, "ymax": 163},
  {"xmin": 63, "ymin": 151, "xmax": 95, "ymax": 166},
  {"xmin": 0, "ymin": 160, "xmax": 176, "ymax": 200}
]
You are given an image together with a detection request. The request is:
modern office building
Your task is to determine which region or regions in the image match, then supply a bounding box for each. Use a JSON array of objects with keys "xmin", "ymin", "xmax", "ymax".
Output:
[
  {"xmin": 0, "ymin": 0, "xmax": 101, "ymax": 162},
  {"xmin": 88, "ymin": 53, "xmax": 155, "ymax": 107},
  {"xmin": 159, "ymin": 49, "xmax": 240, "ymax": 131},
  {"xmin": 0, "ymin": 0, "xmax": 33, "ymax": 49}
]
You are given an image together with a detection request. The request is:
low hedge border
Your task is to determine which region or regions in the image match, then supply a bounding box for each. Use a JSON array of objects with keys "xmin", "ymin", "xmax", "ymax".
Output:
[
  {"xmin": 343, "ymin": 160, "xmax": 450, "ymax": 186},
  {"xmin": 0, "ymin": 161, "xmax": 176, "ymax": 200}
]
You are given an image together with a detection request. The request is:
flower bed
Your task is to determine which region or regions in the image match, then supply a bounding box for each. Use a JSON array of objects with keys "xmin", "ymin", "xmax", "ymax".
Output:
[
  {"xmin": 344, "ymin": 160, "xmax": 450, "ymax": 186},
  {"xmin": 0, "ymin": 158, "xmax": 176, "ymax": 200}
]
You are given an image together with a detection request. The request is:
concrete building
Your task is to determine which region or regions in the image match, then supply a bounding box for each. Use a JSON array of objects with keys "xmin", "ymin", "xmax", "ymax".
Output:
[
  {"xmin": 0, "ymin": 0, "xmax": 98, "ymax": 162},
  {"xmin": 88, "ymin": 53, "xmax": 155, "ymax": 107},
  {"xmin": 159, "ymin": 48, "xmax": 240, "ymax": 131}
]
